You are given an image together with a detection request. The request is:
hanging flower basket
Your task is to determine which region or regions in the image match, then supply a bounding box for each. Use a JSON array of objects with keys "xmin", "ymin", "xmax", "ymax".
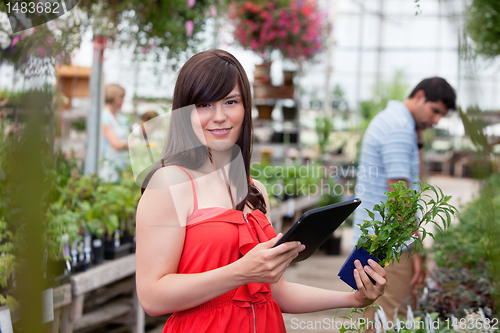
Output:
[{"xmin": 230, "ymin": 0, "xmax": 330, "ymax": 64}]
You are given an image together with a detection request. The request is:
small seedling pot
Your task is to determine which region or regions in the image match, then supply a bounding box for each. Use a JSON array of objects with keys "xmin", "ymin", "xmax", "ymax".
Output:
[
  {"xmin": 338, "ymin": 246, "xmax": 385, "ymax": 290},
  {"xmin": 92, "ymin": 236, "xmax": 105, "ymax": 265}
]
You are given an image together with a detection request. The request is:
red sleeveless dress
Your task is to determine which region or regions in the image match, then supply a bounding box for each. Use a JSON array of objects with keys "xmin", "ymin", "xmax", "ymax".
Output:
[{"xmin": 162, "ymin": 166, "xmax": 286, "ymax": 333}]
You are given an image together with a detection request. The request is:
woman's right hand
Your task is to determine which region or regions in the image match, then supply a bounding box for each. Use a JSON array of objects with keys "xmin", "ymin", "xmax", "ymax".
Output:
[{"xmin": 237, "ymin": 234, "xmax": 305, "ymax": 284}]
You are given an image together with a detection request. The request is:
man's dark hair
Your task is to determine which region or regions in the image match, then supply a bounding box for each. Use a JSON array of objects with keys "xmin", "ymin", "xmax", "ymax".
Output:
[{"xmin": 408, "ymin": 77, "xmax": 456, "ymax": 110}]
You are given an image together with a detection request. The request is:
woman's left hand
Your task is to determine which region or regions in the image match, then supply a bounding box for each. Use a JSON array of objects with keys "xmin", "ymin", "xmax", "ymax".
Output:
[{"xmin": 352, "ymin": 259, "xmax": 387, "ymax": 307}]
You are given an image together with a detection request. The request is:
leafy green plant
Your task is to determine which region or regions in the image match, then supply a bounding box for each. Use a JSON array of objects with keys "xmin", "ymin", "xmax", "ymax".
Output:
[
  {"xmin": 315, "ymin": 114, "xmax": 334, "ymax": 157},
  {"xmin": 356, "ymin": 179, "xmax": 457, "ymax": 264},
  {"xmin": 432, "ymin": 173, "xmax": 500, "ymax": 314},
  {"xmin": 466, "ymin": 0, "xmax": 500, "ymax": 59},
  {"xmin": 418, "ymin": 266, "xmax": 494, "ymax": 319},
  {"xmin": 71, "ymin": 118, "xmax": 87, "ymax": 132}
]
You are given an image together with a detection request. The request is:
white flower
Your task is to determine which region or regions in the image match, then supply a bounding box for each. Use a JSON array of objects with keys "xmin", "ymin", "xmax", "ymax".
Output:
[
  {"xmin": 0, "ymin": 11, "xmax": 11, "ymax": 32},
  {"xmin": 46, "ymin": 20, "xmax": 57, "ymax": 32},
  {"xmin": 0, "ymin": 31, "xmax": 11, "ymax": 49}
]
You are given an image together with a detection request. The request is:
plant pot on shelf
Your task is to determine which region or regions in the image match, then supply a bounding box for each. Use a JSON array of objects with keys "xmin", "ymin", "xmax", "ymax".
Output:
[
  {"xmin": 91, "ymin": 235, "xmax": 105, "ymax": 265},
  {"xmin": 282, "ymin": 106, "xmax": 297, "ymax": 120},
  {"xmin": 254, "ymin": 62, "xmax": 272, "ymax": 86},
  {"xmin": 121, "ymin": 234, "xmax": 136, "ymax": 254},
  {"xmin": 253, "ymin": 85, "xmax": 273, "ymax": 99},
  {"xmin": 256, "ymin": 104, "xmax": 275, "ymax": 119},
  {"xmin": 283, "ymin": 70, "xmax": 295, "ymax": 86},
  {"xmin": 338, "ymin": 247, "xmax": 385, "ymax": 290},
  {"xmin": 104, "ymin": 241, "xmax": 133, "ymax": 260},
  {"xmin": 322, "ymin": 236, "xmax": 342, "ymax": 255}
]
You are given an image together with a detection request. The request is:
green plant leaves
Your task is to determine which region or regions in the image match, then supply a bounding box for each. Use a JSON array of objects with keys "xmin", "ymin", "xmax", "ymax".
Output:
[{"xmin": 356, "ymin": 178, "xmax": 457, "ymax": 263}]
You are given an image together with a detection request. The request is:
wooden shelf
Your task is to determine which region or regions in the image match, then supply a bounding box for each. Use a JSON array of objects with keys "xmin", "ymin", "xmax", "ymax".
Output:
[{"xmin": 62, "ymin": 254, "xmax": 145, "ymax": 333}]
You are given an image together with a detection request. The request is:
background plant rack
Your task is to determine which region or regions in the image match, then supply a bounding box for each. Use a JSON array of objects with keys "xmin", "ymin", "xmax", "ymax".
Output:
[{"xmin": 252, "ymin": 96, "xmax": 303, "ymax": 165}]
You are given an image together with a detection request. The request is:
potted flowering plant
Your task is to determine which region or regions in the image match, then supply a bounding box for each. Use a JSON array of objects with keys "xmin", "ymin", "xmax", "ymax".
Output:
[
  {"xmin": 338, "ymin": 180, "xmax": 458, "ymax": 290},
  {"xmin": 231, "ymin": 0, "xmax": 329, "ymax": 64}
]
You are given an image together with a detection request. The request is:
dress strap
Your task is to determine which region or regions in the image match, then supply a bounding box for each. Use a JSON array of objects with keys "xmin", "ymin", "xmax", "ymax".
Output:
[{"xmin": 173, "ymin": 165, "xmax": 198, "ymax": 211}]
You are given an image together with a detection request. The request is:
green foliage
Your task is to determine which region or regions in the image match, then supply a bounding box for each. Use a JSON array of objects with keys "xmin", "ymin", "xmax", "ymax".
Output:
[
  {"xmin": 0, "ymin": 294, "xmax": 18, "ymax": 311},
  {"xmin": 331, "ymin": 84, "xmax": 349, "ymax": 111},
  {"xmin": 318, "ymin": 177, "xmax": 342, "ymax": 208},
  {"xmin": 334, "ymin": 306, "xmax": 370, "ymax": 333},
  {"xmin": 359, "ymin": 70, "xmax": 409, "ymax": 130},
  {"xmin": 356, "ymin": 179, "xmax": 457, "ymax": 264},
  {"xmin": 466, "ymin": 0, "xmax": 500, "ymax": 58},
  {"xmin": 433, "ymin": 173, "xmax": 500, "ymax": 314},
  {"xmin": 315, "ymin": 113, "xmax": 334, "ymax": 157},
  {"xmin": 459, "ymin": 106, "xmax": 498, "ymax": 178},
  {"xmin": 250, "ymin": 162, "xmax": 326, "ymax": 200},
  {"xmin": 418, "ymin": 266, "xmax": 494, "ymax": 319},
  {"xmin": 71, "ymin": 118, "xmax": 86, "ymax": 132},
  {"xmin": 77, "ymin": 0, "xmax": 223, "ymax": 68},
  {"xmin": 460, "ymin": 106, "xmax": 490, "ymax": 154}
]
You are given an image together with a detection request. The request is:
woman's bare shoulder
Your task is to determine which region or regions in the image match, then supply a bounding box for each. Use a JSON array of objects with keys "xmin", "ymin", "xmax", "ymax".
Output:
[{"xmin": 137, "ymin": 165, "xmax": 194, "ymax": 226}]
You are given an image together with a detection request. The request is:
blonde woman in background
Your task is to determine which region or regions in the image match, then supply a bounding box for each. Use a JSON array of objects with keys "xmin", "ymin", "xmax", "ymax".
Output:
[{"xmin": 99, "ymin": 84, "xmax": 130, "ymax": 183}]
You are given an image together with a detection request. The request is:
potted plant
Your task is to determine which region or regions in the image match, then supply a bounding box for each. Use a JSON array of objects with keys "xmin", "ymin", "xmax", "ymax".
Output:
[
  {"xmin": 338, "ymin": 180, "xmax": 458, "ymax": 290},
  {"xmin": 230, "ymin": 0, "xmax": 329, "ymax": 64}
]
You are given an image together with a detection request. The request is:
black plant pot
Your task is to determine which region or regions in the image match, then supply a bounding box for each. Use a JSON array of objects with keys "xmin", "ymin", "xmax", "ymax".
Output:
[
  {"xmin": 92, "ymin": 236, "xmax": 105, "ymax": 265},
  {"xmin": 121, "ymin": 234, "xmax": 136, "ymax": 254},
  {"xmin": 282, "ymin": 106, "xmax": 297, "ymax": 120},
  {"xmin": 338, "ymin": 246, "xmax": 384, "ymax": 290},
  {"xmin": 104, "ymin": 240, "xmax": 133, "ymax": 260},
  {"xmin": 324, "ymin": 236, "xmax": 342, "ymax": 255}
]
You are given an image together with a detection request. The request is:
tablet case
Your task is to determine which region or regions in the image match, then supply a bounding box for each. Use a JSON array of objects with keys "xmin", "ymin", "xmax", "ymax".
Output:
[{"xmin": 273, "ymin": 198, "xmax": 361, "ymax": 264}]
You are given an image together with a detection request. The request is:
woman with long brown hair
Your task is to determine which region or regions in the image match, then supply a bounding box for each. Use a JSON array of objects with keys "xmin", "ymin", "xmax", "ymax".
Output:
[{"xmin": 135, "ymin": 49, "xmax": 387, "ymax": 333}]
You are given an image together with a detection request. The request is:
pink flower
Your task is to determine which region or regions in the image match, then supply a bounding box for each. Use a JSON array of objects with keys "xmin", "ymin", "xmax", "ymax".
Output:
[
  {"xmin": 36, "ymin": 46, "xmax": 46, "ymax": 57},
  {"xmin": 46, "ymin": 36, "xmax": 54, "ymax": 45},
  {"xmin": 210, "ymin": 5, "xmax": 217, "ymax": 16},
  {"xmin": 11, "ymin": 36, "xmax": 20, "ymax": 47},
  {"xmin": 151, "ymin": 43, "xmax": 156, "ymax": 49},
  {"xmin": 187, "ymin": 0, "xmax": 195, "ymax": 8},
  {"xmin": 185, "ymin": 20, "xmax": 194, "ymax": 37},
  {"xmin": 250, "ymin": 38, "xmax": 258, "ymax": 50},
  {"xmin": 142, "ymin": 47, "xmax": 148, "ymax": 54},
  {"xmin": 20, "ymin": 33, "xmax": 25, "ymax": 40}
]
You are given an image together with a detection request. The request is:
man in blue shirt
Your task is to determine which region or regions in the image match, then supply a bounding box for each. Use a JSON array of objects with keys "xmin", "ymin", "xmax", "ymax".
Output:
[{"xmin": 352, "ymin": 77, "xmax": 456, "ymax": 330}]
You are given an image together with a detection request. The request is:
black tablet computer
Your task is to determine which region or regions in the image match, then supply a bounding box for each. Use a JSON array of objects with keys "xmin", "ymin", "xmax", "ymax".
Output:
[{"xmin": 273, "ymin": 198, "xmax": 361, "ymax": 264}]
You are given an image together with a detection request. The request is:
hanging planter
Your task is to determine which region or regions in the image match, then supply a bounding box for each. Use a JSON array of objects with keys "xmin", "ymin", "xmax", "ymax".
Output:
[{"xmin": 256, "ymin": 104, "xmax": 275, "ymax": 119}]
